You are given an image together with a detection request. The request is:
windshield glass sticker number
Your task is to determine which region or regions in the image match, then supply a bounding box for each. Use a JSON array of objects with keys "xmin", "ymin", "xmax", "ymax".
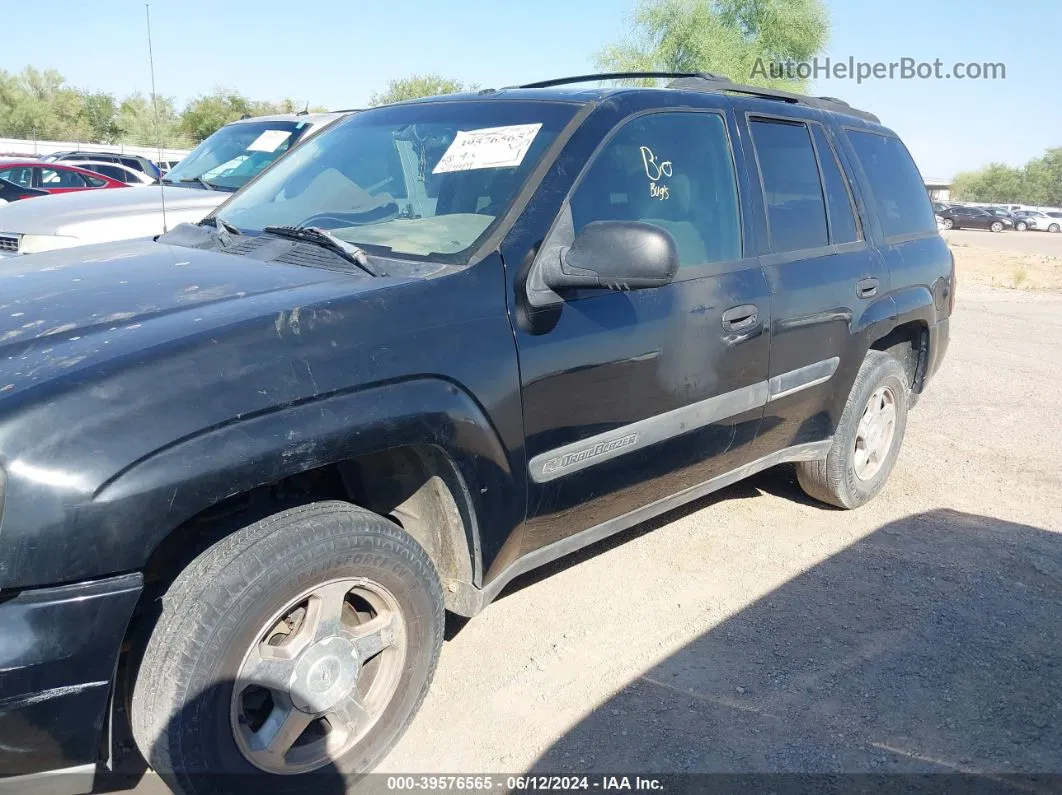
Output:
[
  {"xmin": 247, "ymin": 129, "xmax": 293, "ymax": 153},
  {"xmin": 640, "ymin": 146, "xmax": 672, "ymax": 201},
  {"xmin": 433, "ymin": 123, "xmax": 543, "ymax": 174}
]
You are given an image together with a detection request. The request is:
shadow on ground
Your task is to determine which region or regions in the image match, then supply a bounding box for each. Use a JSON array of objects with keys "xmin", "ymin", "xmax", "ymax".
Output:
[{"xmin": 530, "ymin": 508, "xmax": 1062, "ymax": 793}]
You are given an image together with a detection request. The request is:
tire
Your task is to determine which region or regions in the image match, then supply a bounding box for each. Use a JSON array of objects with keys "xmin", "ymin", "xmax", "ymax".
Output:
[
  {"xmin": 1049, "ymin": 224, "xmax": 1061, "ymax": 233},
  {"xmin": 1016, "ymin": 221, "xmax": 1027, "ymax": 231},
  {"xmin": 990, "ymin": 221, "xmax": 1003, "ymax": 232},
  {"xmin": 130, "ymin": 501, "xmax": 445, "ymax": 795},
  {"xmin": 796, "ymin": 351, "xmax": 909, "ymax": 510},
  {"xmin": 942, "ymin": 218, "xmax": 954, "ymax": 229}
]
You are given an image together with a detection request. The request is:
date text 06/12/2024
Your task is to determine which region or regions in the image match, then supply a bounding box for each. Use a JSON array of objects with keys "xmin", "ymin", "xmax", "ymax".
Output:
[{"xmin": 385, "ymin": 776, "xmax": 665, "ymax": 791}]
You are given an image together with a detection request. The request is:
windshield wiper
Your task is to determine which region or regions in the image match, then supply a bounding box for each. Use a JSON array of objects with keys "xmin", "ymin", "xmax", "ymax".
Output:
[
  {"xmin": 175, "ymin": 176, "xmax": 218, "ymax": 190},
  {"xmin": 262, "ymin": 225, "xmax": 381, "ymax": 277}
]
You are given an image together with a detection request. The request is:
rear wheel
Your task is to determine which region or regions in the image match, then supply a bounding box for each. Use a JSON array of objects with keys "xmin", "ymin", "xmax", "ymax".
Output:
[
  {"xmin": 1016, "ymin": 221, "xmax": 1028, "ymax": 231},
  {"xmin": 796, "ymin": 351, "xmax": 909, "ymax": 509},
  {"xmin": 130, "ymin": 501, "xmax": 444, "ymax": 794}
]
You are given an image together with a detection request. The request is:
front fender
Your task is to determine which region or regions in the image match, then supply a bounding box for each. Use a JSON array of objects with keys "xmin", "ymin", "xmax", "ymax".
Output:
[{"xmin": 0, "ymin": 378, "xmax": 521, "ymax": 589}]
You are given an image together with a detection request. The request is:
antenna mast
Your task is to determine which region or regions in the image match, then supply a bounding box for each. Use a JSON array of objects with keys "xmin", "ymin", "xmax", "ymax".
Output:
[{"xmin": 146, "ymin": 3, "xmax": 168, "ymax": 232}]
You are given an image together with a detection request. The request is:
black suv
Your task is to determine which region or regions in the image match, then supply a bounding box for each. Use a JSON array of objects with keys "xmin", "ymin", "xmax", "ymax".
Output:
[{"xmin": 0, "ymin": 73, "xmax": 952, "ymax": 794}]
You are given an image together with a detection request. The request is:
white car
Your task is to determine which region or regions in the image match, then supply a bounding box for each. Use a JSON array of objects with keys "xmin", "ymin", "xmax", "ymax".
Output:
[
  {"xmin": 67, "ymin": 161, "xmax": 158, "ymax": 185},
  {"xmin": 0, "ymin": 112, "xmax": 349, "ymax": 257},
  {"xmin": 1020, "ymin": 211, "xmax": 1062, "ymax": 233}
]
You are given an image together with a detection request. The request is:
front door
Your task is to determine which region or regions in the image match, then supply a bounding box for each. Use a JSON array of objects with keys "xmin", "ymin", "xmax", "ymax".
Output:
[{"xmin": 505, "ymin": 108, "xmax": 771, "ymax": 565}]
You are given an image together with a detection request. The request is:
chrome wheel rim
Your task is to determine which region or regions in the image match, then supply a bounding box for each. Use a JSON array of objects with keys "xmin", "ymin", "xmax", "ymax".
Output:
[
  {"xmin": 230, "ymin": 577, "xmax": 406, "ymax": 775},
  {"xmin": 853, "ymin": 385, "xmax": 897, "ymax": 481}
]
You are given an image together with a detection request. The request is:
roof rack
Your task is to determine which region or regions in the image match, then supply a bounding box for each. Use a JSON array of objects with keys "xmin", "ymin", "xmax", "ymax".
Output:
[{"xmin": 513, "ymin": 72, "xmax": 879, "ymax": 124}]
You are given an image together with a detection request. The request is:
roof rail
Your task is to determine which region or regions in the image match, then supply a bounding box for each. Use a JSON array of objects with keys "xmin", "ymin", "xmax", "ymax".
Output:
[
  {"xmin": 511, "ymin": 72, "xmax": 879, "ymax": 124},
  {"xmin": 667, "ymin": 75, "xmax": 880, "ymax": 123},
  {"xmin": 513, "ymin": 71, "xmax": 728, "ymax": 89}
]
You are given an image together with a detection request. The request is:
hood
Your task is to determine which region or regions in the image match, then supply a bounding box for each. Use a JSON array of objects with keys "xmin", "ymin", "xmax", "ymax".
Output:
[
  {"xmin": 0, "ymin": 185, "xmax": 227, "ymax": 246},
  {"xmin": 0, "ymin": 237, "xmax": 369, "ymax": 401}
]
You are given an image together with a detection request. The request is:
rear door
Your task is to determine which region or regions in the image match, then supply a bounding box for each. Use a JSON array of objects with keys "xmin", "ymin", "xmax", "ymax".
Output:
[
  {"xmin": 506, "ymin": 106, "xmax": 771, "ymax": 561},
  {"xmin": 732, "ymin": 104, "xmax": 890, "ymax": 460}
]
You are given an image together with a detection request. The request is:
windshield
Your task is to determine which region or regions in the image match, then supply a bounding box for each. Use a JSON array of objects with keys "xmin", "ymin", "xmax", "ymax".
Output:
[
  {"xmin": 164, "ymin": 119, "xmax": 307, "ymax": 191},
  {"xmin": 216, "ymin": 101, "xmax": 578, "ymax": 262}
]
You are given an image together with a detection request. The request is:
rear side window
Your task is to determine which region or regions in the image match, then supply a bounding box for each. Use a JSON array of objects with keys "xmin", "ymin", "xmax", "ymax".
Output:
[
  {"xmin": 847, "ymin": 130, "xmax": 936, "ymax": 238},
  {"xmin": 811, "ymin": 126, "xmax": 860, "ymax": 244},
  {"xmin": 749, "ymin": 119, "xmax": 828, "ymax": 252},
  {"xmin": 39, "ymin": 168, "xmax": 88, "ymax": 188},
  {"xmin": 91, "ymin": 165, "xmax": 129, "ymax": 182},
  {"xmin": 570, "ymin": 111, "xmax": 742, "ymax": 268},
  {"xmin": 84, "ymin": 174, "xmax": 107, "ymax": 187}
]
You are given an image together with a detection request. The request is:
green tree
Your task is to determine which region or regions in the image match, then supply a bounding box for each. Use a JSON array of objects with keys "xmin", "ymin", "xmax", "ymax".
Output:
[
  {"xmin": 179, "ymin": 89, "xmax": 255, "ymax": 141},
  {"xmin": 79, "ymin": 91, "xmax": 121, "ymax": 143},
  {"xmin": 117, "ymin": 92, "xmax": 186, "ymax": 147},
  {"xmin": 369, "ymin": 74, "xmax": 470, "ymax": 107},
  {"xmin": 1024, "ymin": 149, "xmax": 1062, "ymax": 207},
  {"xmin": 595, "ymin": 0, "xmax": 830, "ymax": 91}
]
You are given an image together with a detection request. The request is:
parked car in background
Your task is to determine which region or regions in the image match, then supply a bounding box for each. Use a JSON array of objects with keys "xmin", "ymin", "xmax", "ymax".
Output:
[
  {"xmin": 1040, "ymin": 212, "xmax": 1062, "ymax": 232},
  {"xmin": 937, "ymin": 205, "xmax": 1013, "ymax": 231},
  {"xmin": 42, "ymin": 150, "xmax": 162, "ymax": 181},
  {"xmin": 0, "ymin": 161, "xmax": 128, "ymax": 194},
  {"xmin": 1009, "ymin": 210, "xmax": 1038, "ymax": 231},
  {"xmin": 66, "ymin": 160, "xmax": 157, "ymax": 185},
  {"xmin": 0, "ymin": 176, "xmax": 49, "ymax": 203},
  {"xmin": 932, "ymin": 201, "xmax": 958, "ymax": 214},
  {"xmin": 157, "ymin": 159, "xmax": 182, "ymax": 173},
  {"xmin": 983, "ymin": 207, "xmax": 1029, "ymax": 230},
  {"xmin": 0, "ymin": 112, "xmax": 349, "ymax": 255},
  {"xmin": 1016, "ymin": 210, "xmax": 1062, "ymax": 232}
]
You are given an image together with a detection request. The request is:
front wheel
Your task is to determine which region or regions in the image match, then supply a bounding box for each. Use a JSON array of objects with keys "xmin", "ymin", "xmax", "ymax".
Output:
[
  {"xmin": 796, "ymin": 351, "xmax": 910, "ymax": 509},
  {"xmin": 1049, "ymin": 223, "xmax": 1061, "ymax": 233},
  {"xmin": 991, "ymin": 221, "xmax": 1004, "ymax": 232},
  {"xmin": 130, "ymin": 502, "xmax": 445, "ymax": 794},
  {"xmin": 1016, "ymin": 221, "xmax": 1028, "ymax": 231},
  {"xmin": 942, "ymin": 218, "xmax": 954, "ymax": 229}
]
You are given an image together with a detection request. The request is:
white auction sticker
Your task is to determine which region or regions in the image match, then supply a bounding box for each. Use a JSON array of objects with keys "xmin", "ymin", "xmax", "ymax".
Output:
[
  {"xmin": 247, "ymin": 129, "xmax": 293, "ymax": 153},
  {"xmin": 432, "ymin": 123, "xmax": 543, "ymax": 174}
]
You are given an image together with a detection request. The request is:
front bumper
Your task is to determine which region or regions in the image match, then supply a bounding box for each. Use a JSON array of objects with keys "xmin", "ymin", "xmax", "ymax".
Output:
[{"xmin": 0, "ymin": 573, "xmax": 142, "ymax": 794}]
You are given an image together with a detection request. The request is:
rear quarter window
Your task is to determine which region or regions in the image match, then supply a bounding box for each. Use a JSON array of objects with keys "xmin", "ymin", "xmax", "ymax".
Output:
[{"xmin": 846, "ymin": 130, "xmax": 936, "ymax": 239}]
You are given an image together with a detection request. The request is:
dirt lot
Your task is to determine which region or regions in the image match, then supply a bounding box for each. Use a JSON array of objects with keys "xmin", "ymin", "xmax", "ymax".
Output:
[
  {"xmin": 946, "ymin": 228, "xmax": 1062, "ymax": 291},
  {"xmin": 117, "ymin": 257, "xmax": 1062, "ymax": 792}
]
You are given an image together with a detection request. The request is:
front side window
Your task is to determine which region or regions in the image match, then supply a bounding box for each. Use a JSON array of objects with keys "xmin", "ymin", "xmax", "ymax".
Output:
[
  {"xmin": 0, "ymin": 167, "xmax": 32, "ymax": 188},
  {"xmin": 750, "ymin": 118, "xmax": 828, "ymax": 253},
  {"xmin": 846, "ymin": 130, "xmax": 936, "ymax": 239},
  {"xmin": 220, "ymin": 101, "xmax": 578, "ymax": 262},
  {"xmin": 569, "ymin": 112, "xmax": 742, "ymax": 268}
]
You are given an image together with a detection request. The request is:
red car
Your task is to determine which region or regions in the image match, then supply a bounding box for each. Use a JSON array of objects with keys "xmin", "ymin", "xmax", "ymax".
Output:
[{"xmin": 0, "ymin": 160, "xmax": 127, "ymax": 199}]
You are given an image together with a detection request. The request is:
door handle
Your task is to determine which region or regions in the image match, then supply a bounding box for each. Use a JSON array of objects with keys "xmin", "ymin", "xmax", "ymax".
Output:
[
  {"xmin": 856, "ymin": 278, "xmax": 879, "ymax": 299},
  {"xmin": 721, "ymin": 304, "xmax": 759, "ymax": 331}
]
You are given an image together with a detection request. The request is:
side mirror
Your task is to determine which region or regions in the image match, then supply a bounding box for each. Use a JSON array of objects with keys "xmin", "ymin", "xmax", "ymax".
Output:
[{"xmin": 541, "ymin": 220, "xmax": 679, "ymax": 293}]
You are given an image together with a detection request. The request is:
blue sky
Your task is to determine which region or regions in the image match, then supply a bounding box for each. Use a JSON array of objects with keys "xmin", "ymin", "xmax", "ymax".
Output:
[{"xmin": 1, "ymin": 0, "xmax": 1057, "ymax": 179}]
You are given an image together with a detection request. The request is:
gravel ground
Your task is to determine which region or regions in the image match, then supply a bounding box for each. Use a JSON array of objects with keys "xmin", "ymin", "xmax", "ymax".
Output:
[{"xmin": 115, "ymin": 283, "xmax": 1062, "ymax": 793}]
